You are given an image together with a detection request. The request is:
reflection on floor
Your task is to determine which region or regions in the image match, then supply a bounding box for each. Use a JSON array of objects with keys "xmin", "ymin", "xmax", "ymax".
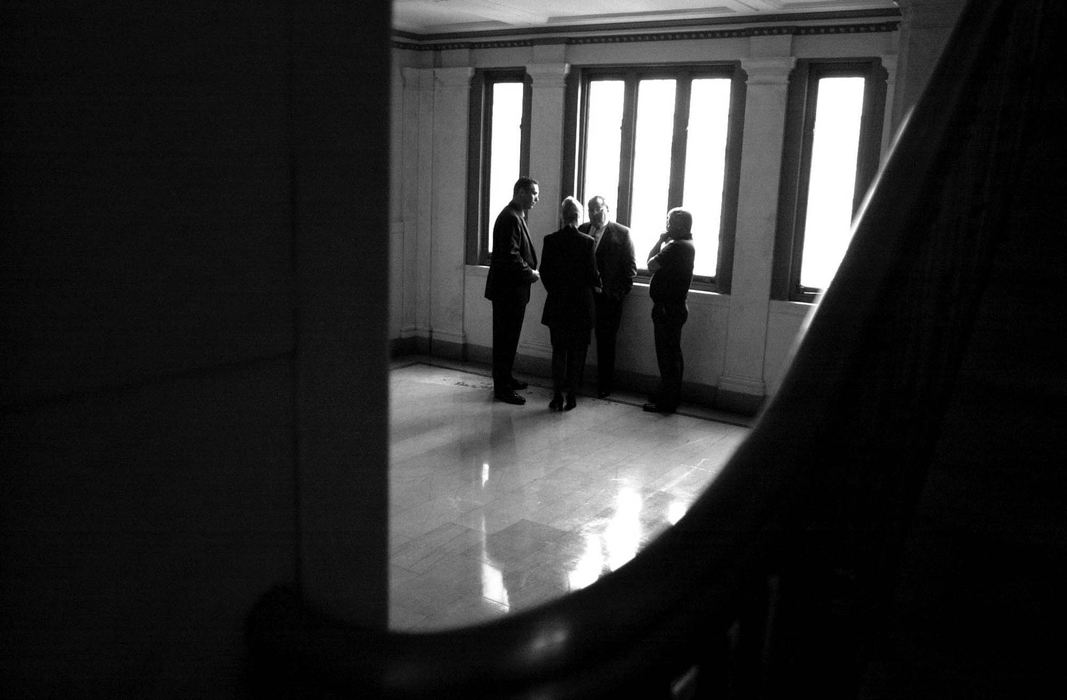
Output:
[{"xmin": 389, "ymin": 359, "xmax": 752, "ymax": 631}]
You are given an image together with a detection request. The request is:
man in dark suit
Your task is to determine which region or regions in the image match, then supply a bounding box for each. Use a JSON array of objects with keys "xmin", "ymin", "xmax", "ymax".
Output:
[
  {"xmin": 539, "ymin": 197, "xmax": 600, "ymax": 411},
  {"xmin": 484, "ymin": 177, "xmax": 540, "ymax": 405},
  {"xmin": 578, "ymin": 196, "xmax": 636, "ymax": 398}
]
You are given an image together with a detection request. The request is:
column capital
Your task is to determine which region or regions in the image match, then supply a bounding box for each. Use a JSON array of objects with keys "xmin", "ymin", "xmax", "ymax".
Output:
[
  {"xmin": 433, "ymin": 66, "xmax": 475, "ymax": 88},
  {"xmin": 526, "ymin": 63, "xmax": 570, "ymax": 90},
  {"xmin": 880, "ymin": 54, "xmax": 899, "ymax": 77},
  {"xmin": 740, "ymin": 57, "xmax": 796, "ymax": 86}
]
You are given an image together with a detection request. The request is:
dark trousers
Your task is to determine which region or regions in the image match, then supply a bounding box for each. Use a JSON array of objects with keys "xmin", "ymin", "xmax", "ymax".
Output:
[
  {"xmin": 594, "ymin": 293, "xmax": 625, "ymax": 393},
  {"xmin": 549, "ymin": 328, "xmax": 589, "ymax": 396},
  {"xmin": 491, "ymin": 297, "xmax": 527, "ymax": 391},
  {"xmin": 652, "ymin": 302, "xmax": 687, "ymax": 410}
]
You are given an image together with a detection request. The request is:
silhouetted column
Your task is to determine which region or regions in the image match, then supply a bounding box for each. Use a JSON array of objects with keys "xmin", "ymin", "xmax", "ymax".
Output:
[
  {"xmin": 293, "ymin": 1, "xmax": 391, "ymax": 629},
  {"xmin": 893, "ymin": 0, "xmax": 967, "ymax": 127}
]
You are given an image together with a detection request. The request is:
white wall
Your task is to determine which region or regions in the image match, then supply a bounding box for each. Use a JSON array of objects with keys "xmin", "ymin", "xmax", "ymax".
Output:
[{"xmin": 392, "ymin": 20, "xmax": 900, "ymax": 414}]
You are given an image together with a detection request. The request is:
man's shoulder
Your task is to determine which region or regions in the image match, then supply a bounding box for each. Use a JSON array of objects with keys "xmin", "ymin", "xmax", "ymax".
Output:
[
  {"xmin": 494, "ymin": 203, "xmax": 522, "ymax": 224},
  {"xmin": 608, "ymin": 221, "xmax": 631, "ymax": 236}
]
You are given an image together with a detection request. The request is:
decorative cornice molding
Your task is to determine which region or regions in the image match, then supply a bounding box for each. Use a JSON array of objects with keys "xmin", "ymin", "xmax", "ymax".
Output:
[{"xmin": 393, "ymin": 15, "xmax": 900, "ymax": 52}]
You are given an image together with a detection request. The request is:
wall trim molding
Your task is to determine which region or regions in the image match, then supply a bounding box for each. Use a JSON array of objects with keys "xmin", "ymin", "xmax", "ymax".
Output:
[
  {"xmin": 393, "ymin": 14, "xmax": 899, "ymax": 52},
  {"xmin": 394, "ymin": 339, "xmax": 766, "ymax": 416}
]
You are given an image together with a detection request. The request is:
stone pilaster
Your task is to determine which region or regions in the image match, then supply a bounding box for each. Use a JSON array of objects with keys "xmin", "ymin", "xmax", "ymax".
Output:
[
  {"xmin": 429, "ymin": 67, "xmax": 474, "ymax": 353},
  {"xmin": 521, "ymin": 62, "xmax": 571, "ymax": 359},
  {"xmin": 717, "ymin": 54, "xmax": 796, "ymax": 412},
  {"xmin": 400, "ymin": 67, "xmax": 436, "ymax": 347}
]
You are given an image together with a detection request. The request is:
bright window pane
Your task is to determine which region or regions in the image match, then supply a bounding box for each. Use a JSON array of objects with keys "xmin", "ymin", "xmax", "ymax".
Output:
[
  {"xmin": 684, "ymin": 78, "xmax": 731, "ymax": 278},
  {"xmin": 630, "ymin": 79, "xmax": 676, "ymax": 266},
  {"xmin": 487, "ymin": 82, "xmax": 524, "ymax": 254},
  {"xmin": 800, "ymin": 77, "xmax": 865, "ymax": 291},
  {"xmin": 582, "ymin": 80, "xmax": 625, "ymax": 219}
]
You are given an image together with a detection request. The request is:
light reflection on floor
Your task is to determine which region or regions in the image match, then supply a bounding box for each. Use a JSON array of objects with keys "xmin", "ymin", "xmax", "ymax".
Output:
[{"xmin": 389, "ymin": 361, "xmax": 751, "ymax": 631}]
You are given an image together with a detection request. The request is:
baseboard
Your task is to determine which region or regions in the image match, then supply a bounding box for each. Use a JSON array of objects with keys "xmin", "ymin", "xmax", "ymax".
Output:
[
  {"xmin": 714, "ymin": 388, "xmax": 764, "ymax": 416},
  {"xmin": 394, "ymin": 338, "xmax": 765, "ymax": 417},
  {"xmin": 390, "ymin": 336, "xmax": 421, "ymax": 358}
]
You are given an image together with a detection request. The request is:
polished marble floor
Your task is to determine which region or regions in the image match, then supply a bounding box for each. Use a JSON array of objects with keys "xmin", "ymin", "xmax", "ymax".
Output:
[{"xmin": 388, "ymin": 359, "xmax": 752, "ymax": 632}]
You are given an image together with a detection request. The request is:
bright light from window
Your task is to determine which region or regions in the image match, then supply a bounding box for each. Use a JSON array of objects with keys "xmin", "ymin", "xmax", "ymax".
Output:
[
  {"xmin": 487, "ymin": 82, "xmax": 524, "ymax": 254},
  {"xmin": 800, "ymin": 77, "xmax": 865, "ymax": 291},
  {"xmin": 684, "ymin": 78, "xmax": 731, "ymax": 278},
  {"xmin": 630, "ymin": 79, "xmax": 676, "ymax": 265},
  {"xmin": 582, "ymin": 80, "xmax": 625, "ymax": 218}
]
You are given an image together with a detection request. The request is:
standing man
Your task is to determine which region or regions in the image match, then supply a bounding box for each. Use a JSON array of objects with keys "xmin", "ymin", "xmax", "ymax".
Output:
[
  {"xmin": 578, "ymin": 196, "xmax": 636, "ymax": 399},
  {"xmin": 643, "ymin": 207, "xmax": 695, "ymax": 414},
  {"xmin": 484, "ymin": 177, "xmax": 540, "ymax": 405},
  {"xmin": 540, "ymin": 197, "xmax": 600, "ymax": 412}
]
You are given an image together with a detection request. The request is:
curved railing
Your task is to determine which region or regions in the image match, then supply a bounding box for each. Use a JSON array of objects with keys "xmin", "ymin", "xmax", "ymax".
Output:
[{"xmin": 246, "ymin": 0, "xmax": 1061, "ymax": 696}]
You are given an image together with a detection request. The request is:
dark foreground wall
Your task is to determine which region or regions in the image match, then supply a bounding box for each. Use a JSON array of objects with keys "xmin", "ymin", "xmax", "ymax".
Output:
[{"xmin": 1, "ymin": 3, "xmax": 391, "ymax": 695}]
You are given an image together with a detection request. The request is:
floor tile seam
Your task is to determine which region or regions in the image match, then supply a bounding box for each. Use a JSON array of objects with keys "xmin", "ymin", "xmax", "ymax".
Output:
[
  {"xmin": 397, "ymin": 518, "xmax": 483, "ymax": 543},
  {"xmin": 392, "ymin": 495, "xmax": 486, "ymax": 519}
]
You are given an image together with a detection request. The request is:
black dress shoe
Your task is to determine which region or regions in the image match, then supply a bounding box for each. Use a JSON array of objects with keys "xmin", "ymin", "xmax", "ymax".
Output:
[
  {"xmin": 549, "ymin": 394, "xmax": 563, "ymax": 411},
  {"xmin": 508, "ymin": 379, "xmax": 528, "ymax": 390},
  {"xmin": 564, "ymin": 394, "xmax": 577, "ymax": 411},
  {"xmin": 642, "ymin": 402, "xmax": 674, "ymax": 414},
  {"xmin": 495, "ymin": 390, "xmax": 526, "ymax": 405}
]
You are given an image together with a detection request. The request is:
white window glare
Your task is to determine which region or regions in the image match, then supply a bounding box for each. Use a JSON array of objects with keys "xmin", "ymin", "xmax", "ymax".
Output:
[
  {"xmin": 684, "ymin": 78, "xmax": 731, "ymax": 278},
  {"xmin": 799, "ymin": 76, "xmax": 865, "ymax": 292},
  {"xmin": 487, "ymin": 81, "xmax": 524, "ymax": 254},
  {"xmin": 581, "ymin": 80, "xmax": 625, "ymax": 218},
  {"xmin": 630, "ymin": 79, "xmax": 676, "ymax": 264}
]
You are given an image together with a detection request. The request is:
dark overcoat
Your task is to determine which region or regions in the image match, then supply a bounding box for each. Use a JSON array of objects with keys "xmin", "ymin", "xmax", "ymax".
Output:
[
  {"xmin": 484, "ymin": 201, "xmax": 539, "ymax": 303},
  {"xmin": 539, "ymin": 224, "xmax": 600, "ymax": 342},
  {"xmin": 578, "ymin": 220, "xmax": 636, "ymax": 300}
]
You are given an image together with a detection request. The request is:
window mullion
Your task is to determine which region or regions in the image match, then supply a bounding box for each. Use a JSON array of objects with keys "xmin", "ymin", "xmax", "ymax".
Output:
[
  {"xmin": 481, "ymin": 82, "xmax": 497, "ymax": 265},
  {"xmin": 667, "ymin": 77, "xmax": 691, "ymax": 208},
  {"xmin": 790, "ymin": 70, "xmax": 822, "ymax": 300},
  {"xmin": 616, "ymin": 77, "xmax": 638, "ymax": 225},
  {"xmin": 520, "ymin": 76, "xmax": 532, "ymax": 176}
]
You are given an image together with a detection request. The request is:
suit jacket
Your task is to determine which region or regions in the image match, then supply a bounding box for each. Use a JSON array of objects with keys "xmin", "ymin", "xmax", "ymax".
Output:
[
  {"xmin": 539, "ymin": 224, "xmax": 600, "ymax": 333},
  {"xmin": 578, "ymin": 220, "xmax": 637, "ymax": 301},
  {"xmin": 484, "ymin": 201, "xmax": 539, "ymax": 303}
]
